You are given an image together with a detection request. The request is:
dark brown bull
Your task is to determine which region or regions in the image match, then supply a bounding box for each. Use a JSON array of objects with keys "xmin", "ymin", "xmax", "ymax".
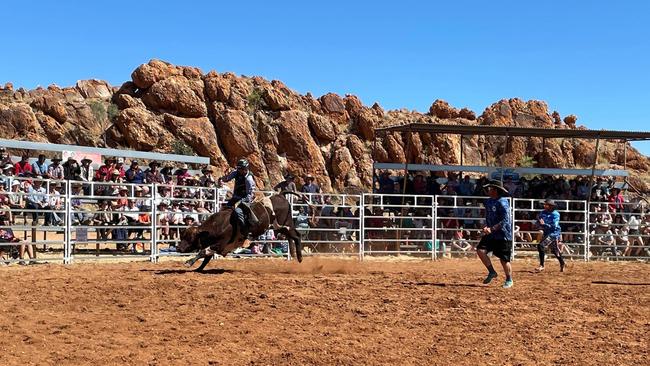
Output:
[{"xmin": 177, "ymin": 192, "xmax": 306, "ymax": 271}]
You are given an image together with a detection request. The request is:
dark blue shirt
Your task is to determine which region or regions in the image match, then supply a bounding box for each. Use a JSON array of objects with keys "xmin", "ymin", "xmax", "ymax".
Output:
[
  {"xmin": 125, "ymin": 168, "xmax": 146, "ymax": 184},
  {"xmin": 484, "ymin": 197, "xmax": 512, "ymax": 241},
  {"xmin": 538, "ymin": 209, "xmax": 561, "ymax": 239}
]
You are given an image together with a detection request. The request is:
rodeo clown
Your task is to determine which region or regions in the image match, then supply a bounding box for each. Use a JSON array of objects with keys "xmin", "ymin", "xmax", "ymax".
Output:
[
  {"xmin": 476, "ymin": 180, "xmax": 514, "ymax": 288},
  {"xmin": 536, "ymin": 198, "xmax": 566, "ymax": 272}
]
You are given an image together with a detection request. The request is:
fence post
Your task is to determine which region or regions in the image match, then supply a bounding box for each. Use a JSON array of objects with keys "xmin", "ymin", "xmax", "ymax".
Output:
[
  {"xmin": 584, "ymin": 202, "xmax": 590, "ymax": 262},
  {"xmin": 359, "ymin": 194, "xmax": 365, "ymax": 261},
  {"xmin": 510, "ymin": 198, "xmax": 516, "ymax": 261},
  {"xmin": 150, "ymin": 183, "xmax": 158, "ymax": 262},
  {"xmin": 432, "ymin": 195, "xmax": 437, "ymax": 260},
  {"xmin": 64, "ymin": 180, "xmax": 72, "ymax": 264}
]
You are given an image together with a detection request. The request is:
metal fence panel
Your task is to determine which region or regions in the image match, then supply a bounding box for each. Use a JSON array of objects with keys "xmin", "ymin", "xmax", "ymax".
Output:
[{"xmin": 362, "ymin": 193, "xmax": 435, "ymax": 258}]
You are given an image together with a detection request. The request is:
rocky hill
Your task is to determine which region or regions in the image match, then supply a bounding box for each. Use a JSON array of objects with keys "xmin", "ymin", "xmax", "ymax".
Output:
[{"xmin": 1, "ymin": 59, "xmax": 648, "ymax": 191}]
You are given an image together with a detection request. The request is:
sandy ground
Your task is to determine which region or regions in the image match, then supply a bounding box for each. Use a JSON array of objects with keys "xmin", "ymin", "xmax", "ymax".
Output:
[{"xmin": 0, "ymin": 257, "xmax": 648, "ymax": 366}]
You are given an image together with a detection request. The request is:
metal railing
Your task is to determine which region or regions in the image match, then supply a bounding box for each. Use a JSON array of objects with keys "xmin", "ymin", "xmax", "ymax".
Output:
[{"xmin": 0, "ymin": 173, "xmax": 647, "ymax": 265}]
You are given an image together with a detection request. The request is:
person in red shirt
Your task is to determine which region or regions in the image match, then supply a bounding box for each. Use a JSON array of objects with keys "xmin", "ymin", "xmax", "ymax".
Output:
[
  {"xmin": 95, "ymin": 158, "xmax": 115, "ymax": 182},
  {"xmin": 14, "ymin": 155, "xmax": 33, "ymax": 176},
  {"xmin": 608, "ymin": 187, "xmax": 624, "ymax": 214}
]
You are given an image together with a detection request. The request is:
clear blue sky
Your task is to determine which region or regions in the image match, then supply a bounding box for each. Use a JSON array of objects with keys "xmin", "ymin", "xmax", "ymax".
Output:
[{"xmin": 3, "ymin": 0, "xmax": 649, "ymax": 155}]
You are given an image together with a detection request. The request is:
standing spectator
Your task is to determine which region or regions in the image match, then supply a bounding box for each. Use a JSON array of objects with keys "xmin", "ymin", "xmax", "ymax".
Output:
[
  {"xmin": 31, "ymin": 154, "xmax": 48, "ymax": 178},
  {"xmin": 376, "ymin": 171, "xmax": 394, "ymax": 194},
  {"xmin": 175, "ymin": 164, "xmax": 191, "ymax": 185},
  {"xmin": 535, "ymin": 199, "xmax": 565, "ymax": 272},
  {"xmin": 458, "ymin": 175, "xmax": 475, "ymax": 197},
  {"xmin": 47, "ymin": 157, "xmax": 64, "ymax": 180},
  {"xmin": 274, "ymin": 174, "xmax": 297, "ymax": 192},
  {"xmin": 413, "ymin": 173, "xmax": 427, "ymax": 195},
  {"xmin": 161, "ymin": 165, "xmax": 174, "ymax": 183},
  {"xmin": 92, "ymin": 200, "xmax": 113, "ymax": 241},
  {"xmin": 79, "ymin": 158, "xmax": 94, "ymax": 181},
  {"xmin": 14, "ymin": 154, "xmax": 33, "ymax": 176},
  {"xmin": 145, "ymin": 162, "xmax": 164, "ymax": 184},
  {"xmin": 95, "ymin": 158, "xmax": 115, "ymax": 182},
  {"xmin": 476, "ymin": 181, "xmax": 513, "ymax": 288},
  {"xmin": 301, "ymin": 174, "xmax": 321, "ymax": 203},
  {"xmin": 427, "ymin": 172, "xmax": 442, "ymax": 196},
  {"xmin": 125, "ymin": 161, "xmax": 145, "ymax": 184},
  {"xmin": 199, "ymin": 168, "xmax": 216, "ymax": 187},
  {"xmin": 608, "ymin": 188, "xmax": 625, "ymax": 214},
  {"xmin": 626, "ymin": 210, "xmax": 644, "ymax": 256},
  {"xmin": 445, "ymin": 173, "xmax": 460, "ymax": 195},
  {"xmin": 62, "ymin": 157, "xmax": 81, "ymax": 180},
  {"xmin": 0, "ymin": 148, "xmax": 13, "ymax": 165}
]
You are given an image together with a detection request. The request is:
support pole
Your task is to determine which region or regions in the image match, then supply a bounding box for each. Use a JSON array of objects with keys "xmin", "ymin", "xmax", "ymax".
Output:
[
  {"xmin": 458, "ymin": 135, "xmax": 464, "ymax": 181},
  {"xmin": 500, "ymin": 132, "xmax": 509, "ymax": 183},
  {"xmin": 398, "ymin": 129, "xmax": 414, "ymax": 253},
  {"xmin": 585, "ymin": 136, "xmax": 601, "ymax": 261}
]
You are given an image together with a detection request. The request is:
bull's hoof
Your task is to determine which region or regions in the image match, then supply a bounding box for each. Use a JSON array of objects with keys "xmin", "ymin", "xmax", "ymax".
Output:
[{"xmin": 184, "ymin": 259, "xmax": 196, "ymax": 267}]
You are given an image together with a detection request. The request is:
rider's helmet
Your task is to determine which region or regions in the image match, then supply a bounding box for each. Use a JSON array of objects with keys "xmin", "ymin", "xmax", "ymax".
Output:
[{"xmin": 236, "ymin": 159, "xmax": 249, "ymax": 169}]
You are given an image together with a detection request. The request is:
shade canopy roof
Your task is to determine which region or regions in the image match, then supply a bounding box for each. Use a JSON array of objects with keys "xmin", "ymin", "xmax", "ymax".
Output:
[{"xmin": 375, "ymin": 123, "xmax": 650, "ymax": 141}]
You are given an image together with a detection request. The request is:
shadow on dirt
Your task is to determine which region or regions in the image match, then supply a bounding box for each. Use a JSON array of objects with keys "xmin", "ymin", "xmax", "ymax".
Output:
[
  {"xmin": 591, "ymin": 280, "xmax": 650, "ymax": 286},
  {"xmin": 141, "ymin": 268, "xmax": 237, "ymax": 275},
  {"xmin": 406, "ymin": 281, "xmax": 483, "ymax": 288}
]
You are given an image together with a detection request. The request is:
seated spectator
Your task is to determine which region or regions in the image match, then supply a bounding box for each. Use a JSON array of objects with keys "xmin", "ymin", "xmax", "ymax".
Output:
[
  {"xmin": 14, "ymin": 154, "xmax": 33, "ymax": 176},
  {"xmin": 114, "ymin": 158, "xmax": 126, "ymax": 180},
  {"xmin": 274, "ymin": 174, "xmax": 297, "ymax": 192},
  {"xmin": 25, "ymin": 179, "xmax": 48, "ymax": 224},
  {"xmin": 45, "ymin": 183, "xmax": 64, "ymax": 226},
  {"xmin": 70, "ymin": 183, "xmax": 92, "ymax": 225},
  {"xmin": 47, "ymin": 157, "xmax": 64, "ymax": 180},
  {"xmin": 0, "ymin": 220, "xmax": 35, "ymax": 265},
  {"xmin": 145, "ymin": 161, "xmax": 164, "ymax": 184},
  {"xmin": 1, "ymin": 164, "xmax": 15, "ymax": 189},
  {"xmin": 427, "ymin": 172, "xmax": 442, "ymax": 196},
  {"xmin": 7, "ymin": 180, "xmax": 24, "ymax": 223},
  {"xmin": 62, "ymin": 157, "xmax": 81, "ymax": 180},
  {"xmin": 31, "ymin": 154, "xmax": 49, "ymax": 178},
  {"xmin": 125, "ymin": 160, "xmax": 145, "ymax": 184},
  {"xmin": 597, "ymin": 229, "xmax": 618, "ymax": 257},
  {"xmin": 109, "ymin": 169, "xmax": 124, "ymax": 185},
  {"xmin": 451, "ymin": 229, "xmax": 473, "ymax": 253}
]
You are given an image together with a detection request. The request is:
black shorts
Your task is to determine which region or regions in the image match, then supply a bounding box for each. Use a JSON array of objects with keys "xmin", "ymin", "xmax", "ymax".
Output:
[{"xmin": 476, "ymin": 235, "xmax": 512, "ymax": 262}]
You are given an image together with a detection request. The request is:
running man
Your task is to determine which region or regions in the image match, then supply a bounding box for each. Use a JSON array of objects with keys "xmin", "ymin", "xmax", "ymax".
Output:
[
  {"xmin": 536, "ymin": 199, "xmax": 565, "ymax": 272},
  {"xmin": 476, "ymin": 180, "xmax": 514, "ymax": 288}
]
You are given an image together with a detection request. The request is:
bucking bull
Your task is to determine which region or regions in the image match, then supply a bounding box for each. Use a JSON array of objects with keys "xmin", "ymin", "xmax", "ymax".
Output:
[{"xmin": 177, "ymin": 191, "xmax": 308, "ymax": 271}]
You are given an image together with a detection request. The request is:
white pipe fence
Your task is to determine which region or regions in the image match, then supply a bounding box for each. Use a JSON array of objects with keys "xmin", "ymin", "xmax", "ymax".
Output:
[{"xmin": 0, "ymin": 175, "xmax": 648, "ymax": 265}]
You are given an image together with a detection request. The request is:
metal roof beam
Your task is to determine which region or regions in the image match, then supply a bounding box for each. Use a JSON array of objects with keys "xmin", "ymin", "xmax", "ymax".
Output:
[{"xmin": 0, "ymin": 138, "xmax": 211, "ymax": 165}]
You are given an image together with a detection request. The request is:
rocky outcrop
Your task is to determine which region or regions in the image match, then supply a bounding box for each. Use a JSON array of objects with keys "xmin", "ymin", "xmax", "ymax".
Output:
[{"xmin": 1, "ymin": 59, "xmax": 649, "ymax": 191}]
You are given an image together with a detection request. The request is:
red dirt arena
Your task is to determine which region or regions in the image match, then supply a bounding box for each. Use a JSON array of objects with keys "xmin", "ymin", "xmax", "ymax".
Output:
[{"xmin": 1, "ymin": 257, "xmax": 648, "ymax": 366}]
